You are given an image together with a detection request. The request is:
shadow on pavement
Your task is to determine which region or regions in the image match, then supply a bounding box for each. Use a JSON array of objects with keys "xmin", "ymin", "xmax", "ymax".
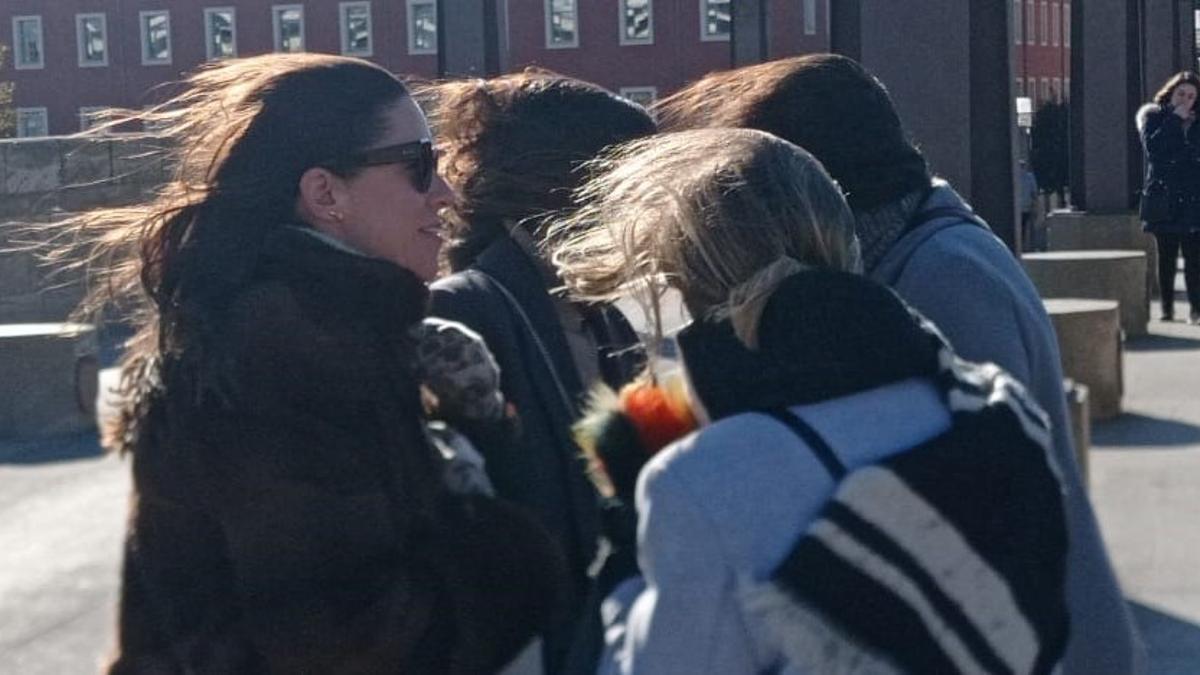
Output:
[
  {"xmin": 1092, "ymin": 413, "xmax": 1200, "ymax": 449},
  {"xmin": 0, "ymin": 430, "xmax": 104, "ymax": 465},
  {"xmin": 1125, "ymin": 332, "xmax": 1200, "ymax": 352},
  {"xmin": 1128, "ymin": 601, "xmax": 1200, "ymax": 675}
]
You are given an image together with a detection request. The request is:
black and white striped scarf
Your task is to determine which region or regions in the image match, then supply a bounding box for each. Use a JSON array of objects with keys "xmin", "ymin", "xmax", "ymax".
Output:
[{"xmin": 679, "ymin": 270, "xmax": 1070, "ymax": 674}]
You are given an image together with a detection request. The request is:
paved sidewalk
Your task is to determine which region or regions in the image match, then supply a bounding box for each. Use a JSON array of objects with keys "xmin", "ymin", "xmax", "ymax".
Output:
[{"xmin": 1090, "ymin": 317, "xmax": 1200, "ymax": 674}]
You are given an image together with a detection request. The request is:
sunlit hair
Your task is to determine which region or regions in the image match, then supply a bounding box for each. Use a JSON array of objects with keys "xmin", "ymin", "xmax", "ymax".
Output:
[
  {"xmin": 420, "ymin": 68, "xmax": 656, "ymax": 271},
  {"xmin": 33, "ymin": 53, "xmax": 408, "ymax": 449},
  {"xmin": 654, "ymin": 54, "xmax": 929, "ymax": 212},
  {"xmin": 1153, "ymin": 70, "xmax": 1200, "ymax": 106},
  {"xmin": 550, "ymin": 128, "xmax": 859, "ymax": 349}
]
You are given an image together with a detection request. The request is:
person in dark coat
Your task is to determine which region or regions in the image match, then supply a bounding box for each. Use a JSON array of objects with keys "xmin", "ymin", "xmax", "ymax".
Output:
[
  {"xmin": 424, "ymin": 70, "xmax": 656, "ymax": 672},
  {"xmin": 1137, "ymin": 70, "xmax": 1200, "ymax": 323},
  {"xmin": 53, "ymin": 54, "xmax": 565, "ymax": 674}
]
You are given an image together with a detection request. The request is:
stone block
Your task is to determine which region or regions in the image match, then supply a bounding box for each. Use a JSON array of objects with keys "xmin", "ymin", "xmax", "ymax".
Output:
[
  {"xmin": 3, "ymin": 138, "xmax": 61, "ymax": 194},
  {"xmin": 1023, "ymin": 250, "xmax": 1148, "ymax": 337},
  {"xmin": 111, "ymin": 134, "xmax": 170, "ymax": 185},
  {"xmin": 1045, "ymin": 210, "xmax": 1158, "ymax": 296},
  {"xmin": 0, "ymin": 323, "xmax": 98, "ymax": 439},
  {"xmin": 59, "ymin": 138, "xmax": 113, "ymax": 186},
  {"xmin": 1044, "ymin": 299, "xmax": 1122, "ymax": 421}
]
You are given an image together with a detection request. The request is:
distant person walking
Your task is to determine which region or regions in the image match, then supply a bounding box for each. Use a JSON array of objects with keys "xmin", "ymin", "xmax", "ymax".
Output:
[
  {"xmin": 657, "ymin": 53, "xmax": 1143, "ymax": 674},
  {"xmin": 1020, "ymin": 158, "xmax": 1040, "ymax": 250},
  {"xmin": 1137, "ymin": 71, "xmax": 1200, "ymax": 323},
  {"xmin": 52, "ymin": 54, "xmax": 564, "ymax": 673}
]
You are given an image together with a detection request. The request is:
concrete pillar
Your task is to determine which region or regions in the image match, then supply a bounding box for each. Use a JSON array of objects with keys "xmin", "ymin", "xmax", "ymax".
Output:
[
  {"xmin": 731, "ymin": 0, "xmax": 770, "ymax": 67},
  {"xmin": 1142, "ymin": 1, "xmax": 1196, "ymax": 98},
  {"xmin": 1069, "ymin": 0, "xmax": 1142, "ymax": 212},
  {"xmin": 437, "ymin": 0, "xmax": 506, "ymax": 78},
  {"xmin": 830, "ymin": 1, "xmax": 1018, "ymax": 249}
]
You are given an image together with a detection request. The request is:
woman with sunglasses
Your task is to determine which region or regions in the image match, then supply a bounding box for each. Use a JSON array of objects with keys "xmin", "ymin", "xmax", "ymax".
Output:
[{"xmin": 54, "ymin": 54, "xmax": 564, "ymax": 673}]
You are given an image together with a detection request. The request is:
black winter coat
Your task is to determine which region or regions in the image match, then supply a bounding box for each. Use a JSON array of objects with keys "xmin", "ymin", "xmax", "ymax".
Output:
[
  {"xmin": 108, "ymin": 227, "xmax": 565, "ymax": 674},
  {"xmin": 429, "ymin": 234, "xmax": 643, "ymax": 671},
  {"xmin": 1138, "ymin": 103, "xmax": 1200, "ymax": 233}
]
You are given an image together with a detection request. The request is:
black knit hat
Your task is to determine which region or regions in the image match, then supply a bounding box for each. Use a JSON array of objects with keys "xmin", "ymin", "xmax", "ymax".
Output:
[{"xmin": 677, "ymin": 269, "xmax": 941, "ymax": 421}]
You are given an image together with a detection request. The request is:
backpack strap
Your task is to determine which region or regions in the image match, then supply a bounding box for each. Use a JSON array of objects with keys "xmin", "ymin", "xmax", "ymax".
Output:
[{"xmin": 760, "ymin": 408, "xmax": 847, "ymax": 481}]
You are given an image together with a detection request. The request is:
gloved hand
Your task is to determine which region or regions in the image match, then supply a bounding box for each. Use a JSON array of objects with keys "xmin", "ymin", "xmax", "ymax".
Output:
[{"xmin": 413, "ymin": 318, "xmax": 506, "ymax": 422}]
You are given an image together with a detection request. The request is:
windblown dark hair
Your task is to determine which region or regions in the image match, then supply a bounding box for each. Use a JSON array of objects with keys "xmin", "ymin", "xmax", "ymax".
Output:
[
  {"xmin": 656, "ymin": 53, "xmax": 930, "ymax": 212},
  {"xmin": 41, "ymin": 53, "xmax": 408, "ymax": 449},
  {"xmin": 1153, "ymin": 70, "xmax": 1200, "ymax": 106},
  {"xmin": 424, "ymin": 69, "xmax": 656, "ymax": 271}
]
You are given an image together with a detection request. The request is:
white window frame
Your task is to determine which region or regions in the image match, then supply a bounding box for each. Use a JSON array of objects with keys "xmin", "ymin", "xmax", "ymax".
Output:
[
  {"xmin": 545, "ymin": 0, "xmax": 580, "ymax": 49},
  {"xmin": 1051, "ymin": 1, "xmax": 1060, "ymax": 47},
  {"xmin": 339, "ymin": 2, "xmax": 374, "ymax": 57},
  {"xmin": 16, "ymin": 107, "xmax": 49, "ymax": 138},
  {"xmin": 1040, "ymin": 2, "xmax": 1049, "ymax": 46},
  {"xmin": 272, "ymin": 5, "xmax": 305, "ymax": 53},
  {"xmin": 700, "ymin": 0, "xmax": 731, "ymax": 42},
  {"xmin": 76, "ymin": 13, "xmax": 109, "ymax": 68},
  {"xmin": 803, "ymin": 0, "xmax": 817, "ymax": 36},
  {"xmin": 619, "ymin": 0, "xmax": 653, "ymax": 46},
  {"xmin": 139, "ymin": 11, "xmax": 173, "ymax": 66},
  {"xmin": 1025, "ymin": 0, "xmax": 1036, "ymax": 47},
  {"xmin": 407, "ymin": 0, "xmax": 438, "ymax": 55},
  {"xmin": 12, "ymin": 16, "xmax": 45, "ymax": 70},
  {"xmin": 79, "ymin": 106, "xmax": 108, "ymax": 132},
  {"xmin": 1013, "ymin": 0, "xmax": 1022, "ymax": 45},
  {"xmin": 204, "ymin": 7, "xmax": 238, "ymax": 60},
  {"xmin": 1063, "ymin": 3, "xmax": 1071, "ymax": 48},
  {"xmin": 619, "ymin": 86, "xmax": 657, "ymax": 108}
]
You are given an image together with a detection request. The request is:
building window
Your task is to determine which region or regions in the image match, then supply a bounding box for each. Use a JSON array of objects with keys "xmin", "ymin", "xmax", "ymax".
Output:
[
  {"xmin": 16, "ymin": 108, "xmax": 49, "ymax": 138},
  {"xmin": 76, "ymin": 14, "xmax": 109, "ymax": 68},
  {"xmin": 1041, "ymin": 78, "xmax": 1051, "ymax": 104},
  {"xmin": 803, "ymin": 0, "xmax": 817, "ymax": 36},
  {"xmin": 545, "ymin": 0, "xmax": 579, "ymax": 49},
  {"xmin": 1063, "ymin": 77, "xmax": 1070, "ymax": 101},
  {"xmin": 1053, "ymin": 77, "xmax": 1062, "ymax": 102},
  {"xmin": 701, "ymin": 0, "xmax": 731, "ymax": 41},
  {"xmin": 204, "ymin": 8, "xmax": 237, "ymax": 60},
  {"xmin": 1013, "ymin": 0, "xmax": 1022, "ymax": 45},
  {"xmin": 1063, "ymin": 3, "xmax": 1070, "ymax": 48},
  {"xmin": 1040, "ymin": 2, "xmax": 1049, "ymax": 46},
  {"xmin": 620, "ymin": 0, "xmax": 653, "ymax": 45},
  {"xmin": 12, "ymin": 16, "xmax": 44, "ymax": 70},
  {"xmin": 407, "ymin": 0, "xmax": 437, "ymax": 55},
  {"xmin": 1051, "ymin": 1, "xmax": 1060, "ymax": 47},
  {"xmin": 272, "ymin": 5, "xmax": 305, "ymax": 53},
  {"xmin": 1026, "ymin": 0, "xmax": 1036, "ymax": 47},
  {"xmin": 79, "ymin": 107, "xmax": 108, "ymax": 132},
  {"xmin": 1015, "ymin": 77, "xmax": 1024, "ymax": 96},
  {"xmin": 340, "ymin": 2, "xmax": 373, "ymax": 56},
  {"xmin": 620, "ymin": 86, "xmax": 657, "ymax": 111},
  {"xmin": 140, "ymin": 11, "xmax": 172, "ymax": 65}
]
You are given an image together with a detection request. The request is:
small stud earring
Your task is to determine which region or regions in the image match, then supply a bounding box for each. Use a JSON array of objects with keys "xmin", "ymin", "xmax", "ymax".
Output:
[{"xmin": 327, "ymin": 210, "xmax": 344, "ymax": 223}]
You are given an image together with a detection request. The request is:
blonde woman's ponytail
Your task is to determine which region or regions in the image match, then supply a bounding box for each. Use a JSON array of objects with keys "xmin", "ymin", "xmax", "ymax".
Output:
[{"xmin": 712, "ymin": 256, "xmax": 808, "ymax": 349}]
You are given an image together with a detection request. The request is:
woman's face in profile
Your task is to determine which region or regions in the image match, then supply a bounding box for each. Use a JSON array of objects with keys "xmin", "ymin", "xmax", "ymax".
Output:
[
  {"xmin": 1170, "ymin": 83, "xmax": 1198, "ymax": 115},
  {"xmin": 335, "ymin": 97, "xmax": 455, "ymax": 281}
]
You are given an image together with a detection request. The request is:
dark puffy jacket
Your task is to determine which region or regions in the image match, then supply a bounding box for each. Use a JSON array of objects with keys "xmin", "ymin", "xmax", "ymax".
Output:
[
  {"xmin": 1138, "ymin": 103, "xmax": 1200, "ymax": 233},
  {"xmin": 108, "ymin": 227, "xmax": 565, "ymax": 674}
]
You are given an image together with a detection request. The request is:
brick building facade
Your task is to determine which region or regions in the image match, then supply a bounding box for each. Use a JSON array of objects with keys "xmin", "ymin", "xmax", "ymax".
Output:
[
  {"xmin": 1013, "ymin": 0, "xmax": 1072, "ymax": 107},
  {"xmin": 3, "ymin": 0, "xmax": 832, "ymax": 137}
]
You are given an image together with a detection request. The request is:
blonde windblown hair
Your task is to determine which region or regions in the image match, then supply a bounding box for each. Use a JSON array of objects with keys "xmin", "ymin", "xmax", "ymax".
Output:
[{"xmin": 550, "ymin": 128, "xmax": 859, "ymax": 349}]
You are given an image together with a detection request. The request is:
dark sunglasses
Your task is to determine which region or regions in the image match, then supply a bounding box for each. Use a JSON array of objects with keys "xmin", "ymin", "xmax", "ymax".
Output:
[{"xmin": 324, "ymin": 139, "xmax": 438, "ymax": 193}]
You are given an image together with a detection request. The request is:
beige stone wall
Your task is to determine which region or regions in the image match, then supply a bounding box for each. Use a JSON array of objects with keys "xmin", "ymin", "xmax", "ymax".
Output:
[{"xmin": 0, "ymin": 135, "xmax": 169, "ymax": 323}]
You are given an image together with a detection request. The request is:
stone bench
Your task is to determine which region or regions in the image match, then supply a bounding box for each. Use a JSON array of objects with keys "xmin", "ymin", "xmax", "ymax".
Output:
[
  {"xmin": 1043, "ymin": 210, "xmax": 1158, "ymax": 297},
  {"xmin": 1043, "ymin": 299, "xmax": 1122, "ymax": 421},
  {"xmin": 0, "ymin": 323, "xmax": 98, "ymax": 439},
  {"xmin": 1023, "ymin": 250, "xmax": 1148, "ymax": 337}
]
